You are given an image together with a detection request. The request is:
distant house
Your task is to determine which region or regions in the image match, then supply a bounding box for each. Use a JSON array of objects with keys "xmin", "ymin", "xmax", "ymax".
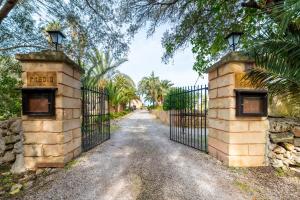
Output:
[{"xmin": 130, "ymin": 99, "xmax": 143, "ymax": 109}]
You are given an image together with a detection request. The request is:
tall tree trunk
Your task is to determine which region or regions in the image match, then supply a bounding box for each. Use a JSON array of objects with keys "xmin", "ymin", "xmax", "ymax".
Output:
[{"xmin": 0, "ymin": 0, "xmax": 18, "ymax": 24}]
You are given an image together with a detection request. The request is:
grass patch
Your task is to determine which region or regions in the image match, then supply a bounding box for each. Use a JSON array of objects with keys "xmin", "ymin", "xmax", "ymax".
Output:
[
  {"xmin": 229, "ymin": 167, "xmax": 249, "ymax": 174},
  {"xmin": 0, "ymin": 166, "xmax": 15, "ymax": 197},
  {"xmin": 110, "ymin": 110, "xmax": 131, "ymax": 120},
  {"xmin": 233, "ymin": 180, "xmax": 255, "ymax": 194},
  {"xmin": 64, "ymin": 159, "xmax": 79, "ymax": 170},
  {"xmin": 275, "ymin": 168, "xmax": 287, "ymax": 177}
]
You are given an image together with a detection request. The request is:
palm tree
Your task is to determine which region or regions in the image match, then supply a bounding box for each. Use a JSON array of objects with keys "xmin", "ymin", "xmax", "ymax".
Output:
[
  {"xmin": 107, "ymin": 74, "xmax": 138, "ymax": 112},
  {"xmin": 158, "ymin": 80, "xmax": 174, "ymax": 104},
  {"xmin": 138, "ymin": 72, "xmax": 173, "ymax": 106},
  {"xmin": 244, "ymin": 0, "xmax": 300, "ymax": 116},
  {"xmin": 82, "ymin": 48, "xmax": 127, "ymax": 88}
]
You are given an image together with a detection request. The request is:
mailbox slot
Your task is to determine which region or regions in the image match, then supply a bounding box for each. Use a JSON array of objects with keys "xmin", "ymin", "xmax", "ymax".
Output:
[
  {"xmin": 22, "ymin": 88, "xmax": 56, "ymax": 116},
  {"xmin": 235, "ymin": 89, "xmax": 268, "ymax": 117}
]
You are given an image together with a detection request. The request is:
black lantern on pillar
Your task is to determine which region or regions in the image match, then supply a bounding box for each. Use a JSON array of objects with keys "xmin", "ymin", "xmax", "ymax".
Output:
[
  {"xmin": 225, "ymin": 32, "xmax": 243, "ymax": 51},
  {"xmin": 46, "ymin": 30, "xmax": 65, "ymax": 51}
]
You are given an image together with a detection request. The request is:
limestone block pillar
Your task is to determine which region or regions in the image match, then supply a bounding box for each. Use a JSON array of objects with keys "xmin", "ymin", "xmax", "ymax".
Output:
[
  {"xmin": 206, "ymin": 52, "xmax": 269, "ymax": 167},
  {"xmin": 16, "ymin": 51, "xmax": 84, "ymax": 169}
]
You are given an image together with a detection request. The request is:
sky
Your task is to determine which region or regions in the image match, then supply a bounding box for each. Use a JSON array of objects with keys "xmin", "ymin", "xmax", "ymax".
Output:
[{"xmin": 118, "ymin": 25, "xmax": 208, "ymax": 88}]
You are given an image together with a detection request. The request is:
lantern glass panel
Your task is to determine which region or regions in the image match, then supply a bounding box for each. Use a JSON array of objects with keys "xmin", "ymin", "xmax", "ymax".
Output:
[
  {"xmin": 57, "ymin": 33, "xmax": 63, "ymax": 44},
  {"xmin": 227, "ymin": 35, "xmax": 234, "ymax": 46},
  {"xmin": 49, "ymin": 32, "xmax": 57, "ymax": 44},
  {"xmin": 233, "ymin": 34, "xmax": 241, "ymax": 46}
]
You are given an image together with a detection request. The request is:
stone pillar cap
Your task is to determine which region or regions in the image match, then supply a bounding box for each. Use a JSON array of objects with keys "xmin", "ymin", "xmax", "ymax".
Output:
[
  {"xmin": 15, "ymin": 50, "xmax": 85, "ymax": 74},
  {"xmin": 206, "ymin": 52, "xmax": 254, "ymax": 73}
]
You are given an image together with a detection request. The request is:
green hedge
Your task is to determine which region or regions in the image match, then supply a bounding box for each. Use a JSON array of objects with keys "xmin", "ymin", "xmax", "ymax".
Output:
[{"xmin": 0, "ymin": 56, "xmax": 22, "ymax": 120}]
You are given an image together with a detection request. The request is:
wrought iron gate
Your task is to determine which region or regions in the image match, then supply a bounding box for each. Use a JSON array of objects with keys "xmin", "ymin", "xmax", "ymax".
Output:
[
  {"xmin": 81, "ymin": 86, "xmax": 110, "ymax": 151},
  {"xmin": 169, "ymin": 85, "xmax": 208, "ymax": 152}
]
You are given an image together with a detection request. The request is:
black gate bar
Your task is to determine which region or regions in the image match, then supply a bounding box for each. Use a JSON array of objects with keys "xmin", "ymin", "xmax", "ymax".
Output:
[{"xmin": 169, "ymin": 85, "xmax": 208, "ymax": 152}]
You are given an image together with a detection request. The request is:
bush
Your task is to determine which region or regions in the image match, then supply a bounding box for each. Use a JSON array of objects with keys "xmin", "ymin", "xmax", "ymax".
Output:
[
  {"xmin": 0, "ymin": 56, "xmax": 22, "ymax": 120},
  {"xmin": 109, "ymin": 110, "xmax": 131, "ymax": 120},
  {"xmin": 163, "ymin": 88, "xmax": 196, "ymax": 111}
]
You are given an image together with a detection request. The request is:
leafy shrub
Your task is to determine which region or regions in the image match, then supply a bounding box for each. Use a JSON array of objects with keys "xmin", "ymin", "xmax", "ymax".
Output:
[
  {"xmin": 0, "ymin": 56, "xmax": 22, "ymax": 120},
  {"xmin": 163, "ymin": 88, "xmax": 197, "ymax": 111},
  {"xmin": 109, "ymin": 110, "xmax": 131, "ymax": 120}
]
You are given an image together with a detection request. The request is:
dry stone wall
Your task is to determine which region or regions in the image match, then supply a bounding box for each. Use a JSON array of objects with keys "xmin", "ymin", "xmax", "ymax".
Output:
[
  {"xmin": 150, "ymin": 110, "xmax": 170, "ymax": 125},
  {"xmin": 0, "ymin": 118, "xmax": 25, "ymax": 173},
  {"xmin": 268, "ymin": 117, "xmax": 300, "ymax": 172}
]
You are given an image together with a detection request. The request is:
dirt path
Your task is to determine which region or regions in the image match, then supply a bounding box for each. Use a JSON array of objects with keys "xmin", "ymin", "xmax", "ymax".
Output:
[{"xmin": 18, "ymin": 110, "xmax": 298, "ymax": 200}]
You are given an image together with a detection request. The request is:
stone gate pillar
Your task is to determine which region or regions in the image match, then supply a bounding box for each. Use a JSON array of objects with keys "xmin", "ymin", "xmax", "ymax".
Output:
[
  {"xmin": 16, "ymin": 51, "xmax": 84, "ymax": 169},
  {"xmin": 206, "ymin": 52, "xmax": 269, "ymax": 167}
]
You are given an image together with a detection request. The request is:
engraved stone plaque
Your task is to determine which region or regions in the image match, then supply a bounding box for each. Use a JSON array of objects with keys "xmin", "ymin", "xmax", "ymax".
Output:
[{"xmin": 27, "ymin": 72, "xmax": 57, "ymax": 87}]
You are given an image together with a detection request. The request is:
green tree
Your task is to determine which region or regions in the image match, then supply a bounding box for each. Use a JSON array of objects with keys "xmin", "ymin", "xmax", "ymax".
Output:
[
  {"xmin": 82, "ymin": 48, "xmax": 127, "ymax": 88},
  {"xmin": 106, "ymin": 74, "xmax": 138, "ymax": 112},
  {"xmin": 0, "ymin": 0, "xmax": 130, "ymax": 65},
  {"xmin": 120, "ymin": 0, "xmax": 282, "ymax": 74},
  {"xmin": 138, "ymin": 72, "xmax": 173, "ymax": 105},
  {"xmin": 0, "ymin": 56, "xmax": 22, "ymax": 120},
  {"xmin": 244, "ymin": 0, "xmax": 300, "ymax": 117}
]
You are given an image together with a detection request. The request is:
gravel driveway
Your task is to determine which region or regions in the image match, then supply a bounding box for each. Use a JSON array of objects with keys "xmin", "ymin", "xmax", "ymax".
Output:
[{"xmin": 18, "ymin": 110, "xmax": 279, "ymax": 200}]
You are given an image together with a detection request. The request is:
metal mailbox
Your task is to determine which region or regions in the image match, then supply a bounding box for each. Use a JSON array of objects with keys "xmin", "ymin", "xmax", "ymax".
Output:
[
  {"xmin": 22, "ymin": 88, "xmax": 56, "ymax": 116},
  {"xmin": 235, "ymin": 89, "xmax": 268, "ymax": 117}
]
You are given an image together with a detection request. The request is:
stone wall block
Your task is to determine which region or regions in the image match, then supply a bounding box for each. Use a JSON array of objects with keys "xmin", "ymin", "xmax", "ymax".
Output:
[
  {"xmin": 24, "ymin": 132, "xmax": 64, "ymax": 144},
  {"xmin": 43, "ymin": 144, "xmax": 64, "ymax": 157},
  {"xmin": 73, "ymin": 89, "xmax": 81, "ymax": 99},
  {"xmin": 24, "ymin": 145, "xmax": 43, "ymax": 157},
  {"xmin": 2, "ymin": 151, "xmax": 15, "ymax": 163},
  {"xmin": 23, "ymin": 121, "xmax": 42, "ymax": 132},
  {"xmin": 228, "ymin": 155, "xmax": 265, "ymax": 167},
  {"xmin": 64, "ymin": 141, "xmax": 76, "ymax": 154},
  {"xmin": 62, "ymin": 64, "xmax": 75, "ymax": 76},
  {"xmin": 64, "ymin": 130, "xmax": 73, "ymax": 143},
  {"xmin": 13, "ymin": 141, "xmax": 23, "ymax": 154},
  {"xmin": 73, "ymin": 109, "xmax": 81, "ymax": 119},
  {"xmin": 292, "ymin": 126, "xmax": 300, "ymax": 137},
  {"xmin": 270, "ymin": 132, "xmax": 294, "ymax": 144},
  {"xmin": 208, "ymin": 89, "xmax": 217, "ymax": 99},
  {"xmin": 209, "ymin": 79, "xmax": 218, "ymax": 90},
  {"xmin": 73, "ymin": 147, "xmax": 81, "ymax": 157},
  {"xmin": 294, "ymin": 138, "xmax": 300, "ymax": 147},
  {"xmin": 229, "ymin": 121, "xmax": 249, "ymax": 132},
  {"xmin": 72, "ymin": 128, "xmax": 81, "ymax": 139},
  {"xmin": 229, "ymin": 132, "xmax": 266, "ymax": 144},
  {"xmin": 228, "ymin": 144, "xmax": 249, "ymax": 156},
  {"xmin": 208, "ymin": 69, "xmax": 217, "ymax": 80},
  {"xmin": 208, "ymin": 136, "xmax": 228, "ymax": 154},
  {"xmin": 56, "ymin": 97, "xmax": 81, "ymax": 109},
  {"xmin": 208, "ymin": 109, "xmax": 217, "ymax": 119},
  {"xmin": 217, "ymin": 109, "xmax": 235, "ymax": 120},
  {"xmin": 217, "ymin": 85, "xmax": 235, "ymax": 98},
  {"xmin": 22, "ymin": 62, "xmax": 63, "ymax": 73},
  {"xmin": 57, "ymin": 85, "xmax": 74, "ymax": 97},
  {"xmin": 217, "ymin": 73, "xmax": 235, "ymax": 88},
  {"xmin": 219, "ymin": 63, "xmax": 245, "ymax": 76},
  {"xmin": 63, "ymin": 119, "xmax": 81, "ymax": 131},
  {"xmin": 73, "ymin": 70, "xmax": 81, "ymax": 80},
  {"xmin": 42, "ymin": 121, "xmax": 63, "ymax": 132},
  {"xmin": 9, "ymin": 120, "xmax": 22, "ymax": 133},
  {"xmin": 249, "ymin": 144, "xmax": 265, "ymax": 156},
  {"xmin": 249, "ymin": 120, "xmax": 269, "ymax": 132},
  {"xmin": 58, "ymin": 73, "xmax": 81, "ymax": 89}
]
